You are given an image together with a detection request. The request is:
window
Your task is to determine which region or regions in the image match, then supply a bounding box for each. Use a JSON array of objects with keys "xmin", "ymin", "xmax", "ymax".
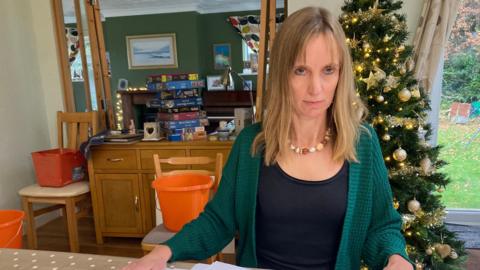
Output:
[
  {"xmin": 438, "ymin": 0, "xmax": 479, "ymax": 212},
  {"xmin": 241, "ymin": 41, "xmax": 257, "ymax": 74}
]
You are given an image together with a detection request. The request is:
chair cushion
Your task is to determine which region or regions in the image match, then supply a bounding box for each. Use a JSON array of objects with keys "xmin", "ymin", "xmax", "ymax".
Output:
[
  {"xmin": 18, "ymin": 181, "xmax": 90, "ymax": 197},
  {"xmin": 142, "ymin": 224, "xmax": 176, "ymax": 245}
]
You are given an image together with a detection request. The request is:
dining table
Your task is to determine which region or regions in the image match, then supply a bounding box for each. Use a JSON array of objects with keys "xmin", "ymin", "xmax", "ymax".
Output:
[{"xmin": 0, "ymin": 248, "xmax": 195, "ymax": 270}]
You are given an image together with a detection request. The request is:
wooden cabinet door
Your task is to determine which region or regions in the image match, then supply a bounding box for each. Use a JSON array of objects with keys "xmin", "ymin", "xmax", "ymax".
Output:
[
  {"xmin": 94, "ymin": 174, "xmax": 143, "ymax": 234},
  {"xmin": 142, "ymin": 174, "xmax": 157, "ymax": 233}
]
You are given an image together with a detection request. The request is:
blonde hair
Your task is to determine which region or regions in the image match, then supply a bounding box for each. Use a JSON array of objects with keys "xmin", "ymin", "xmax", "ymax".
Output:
[{"xmin": 252, "ymin": 6, "xmax": 367, "ymax": 165}]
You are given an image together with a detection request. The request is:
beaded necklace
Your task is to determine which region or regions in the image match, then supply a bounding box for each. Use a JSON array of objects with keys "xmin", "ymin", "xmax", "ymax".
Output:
[{"xmin": 289, "ymin": 128, "xmax": 332, "ymax": 155}]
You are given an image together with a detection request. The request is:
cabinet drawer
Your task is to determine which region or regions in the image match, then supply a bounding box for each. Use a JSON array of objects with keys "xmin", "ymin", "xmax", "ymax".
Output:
[
  {"xmin": 140, "ymin": 149, "xmax": 187, "ymax": 170},
  {"xmin": 190, "ymin": 149, "xmax": 230, "ymax": 170},
  {"xmin": 92, "ymin": 150, "xmax": 137, "ymax": 170}
]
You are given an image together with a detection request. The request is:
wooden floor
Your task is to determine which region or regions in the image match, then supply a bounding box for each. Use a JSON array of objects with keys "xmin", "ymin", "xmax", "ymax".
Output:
[{"xmin": 26, "ymin": 216, "xmax": 480, "ymax": 269}]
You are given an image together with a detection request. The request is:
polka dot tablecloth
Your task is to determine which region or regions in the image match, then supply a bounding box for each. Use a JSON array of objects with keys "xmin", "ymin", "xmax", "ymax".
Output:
[{"xmin": 0, "ymin": 248, "xmax": 194, "ymax": 270}]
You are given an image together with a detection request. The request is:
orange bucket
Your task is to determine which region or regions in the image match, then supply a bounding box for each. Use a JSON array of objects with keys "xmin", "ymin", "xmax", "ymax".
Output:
[
  {"xmin": 0, "ymin": 210, "xmax": 25, "ymax": 248},
  {"xmin": 152, "ymin": 173, "xmax": 213, "ymax": 232}
]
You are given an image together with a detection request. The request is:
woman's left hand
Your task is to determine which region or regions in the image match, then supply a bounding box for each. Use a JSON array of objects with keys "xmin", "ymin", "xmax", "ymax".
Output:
[{"xmin": 383, "ymin": 254, "xmax": 414, "ymax": 270}]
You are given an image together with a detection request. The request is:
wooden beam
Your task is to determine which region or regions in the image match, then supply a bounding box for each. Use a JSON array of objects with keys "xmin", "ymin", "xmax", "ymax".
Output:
[
  {"xmin": 84, "ymin": 0, "xmax": 107, "ymax": 129},
  {"xmin": 256, "ymin": 0, "xmax": 270, "ymax": 122},
  {"xmin": 92, "ymin": 0, "xmax": 115, "ymax": 129},
  {"xmin": 73, "ymin": 0, "xmax": 92, "ymax": 111},
  {"xmin": 51, "ymin": 0, "xmax": 76, "ymax": 112},
  {"xmin": 33, "ymin": 204, "xmax": 64, "ymax": 217},
  {"xmin": 268, "ymin": 0, "xmax": 277, "ymax": 52}
]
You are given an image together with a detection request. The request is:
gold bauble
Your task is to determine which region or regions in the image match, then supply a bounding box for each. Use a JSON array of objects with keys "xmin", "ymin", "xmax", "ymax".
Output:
[
  {"xmin": 393, "ymin": 147, "xmax": 407, "ymax": 161},
  {"xmin": 408, "ymin": 198, "xmax": 421, "ymax": 213},
  {"xmin": 398, "ymin": 162, "xmax": 405, "ymax": 168},
  {"xmin": 405, "ymin": 121, "xmax": 415, "ymax": 130},
  {"xmin": 420, "ymin": 157, "xmax": 432, "ymax": 175},
  {"xmin": 385, "ymin": 156, "xmax": 391, "ymax": 162},
  {"xmin": 376, "ymin": 95, "xmax": 385, "ymax": 103},
  {"xmin": 426, "ymin": 247, "xmax": 433, "ymax": 255},
  {"xmin": 360, "ymin": 266, "xmax": 369, "ymax": 270},
  {"xmin": 450, "ymin": 250, "xmax": 458, "ymax": 259},
  {"xmin": 351, "ymin": 17, "xmax": 358, "ymax": 24},
  {"xmin": 433, "ymin": 243, "xmax": 452, "ymax": 259},
  {"xmin": 376, "ymin": 115, "xmax": 384, "ymax": 124},
  {"xmin": 411, "ymin": 88, "xmax": 421, "ymax": 98},
  {"xmin": 398, "ymin": 88, "xmax": 412, "ymax": 102},
  {"xmin": 382, "ymin": 134, "xmax": 391, "ymax": 141},
  {"xmin": 393, "ymin": 199, "xmax": 400, "ymax": 209},
  {"xmin": 405, "ymin": 230, "xmax": 413, "ymax": 237},
  {"xmin": 383, "ymin": 86, "xmax": 392, "ymax": 93},
  {"xmin": 415, "ymin": 262, "xmax": 424, "ymax": 270},
  {"xmin": 402, "ymin": 214, "xmax": 416, "ymax": 230}
]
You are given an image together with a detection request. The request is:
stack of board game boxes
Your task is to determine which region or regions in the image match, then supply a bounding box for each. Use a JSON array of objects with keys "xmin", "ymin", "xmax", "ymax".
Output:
[{"xmin": 146, "ymin": 73, "xmax": 208, "ymax": 141}]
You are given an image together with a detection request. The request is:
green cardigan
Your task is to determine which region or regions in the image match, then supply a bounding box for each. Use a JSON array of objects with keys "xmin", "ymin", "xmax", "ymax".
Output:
[{"xmin": 166, "ymin": 123, "xmax": 411, "ymax": 269}]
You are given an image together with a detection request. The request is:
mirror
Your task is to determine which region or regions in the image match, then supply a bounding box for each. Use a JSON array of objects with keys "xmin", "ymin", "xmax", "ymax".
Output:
[{"xmin": 56, "ymin": 0, "xmax": 285, "ymax": 129}]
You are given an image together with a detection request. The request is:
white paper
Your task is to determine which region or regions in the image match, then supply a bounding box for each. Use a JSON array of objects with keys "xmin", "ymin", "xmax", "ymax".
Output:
[{"xmin": 190, "ymin": 261, "xmax": 247, "ymax": 270}]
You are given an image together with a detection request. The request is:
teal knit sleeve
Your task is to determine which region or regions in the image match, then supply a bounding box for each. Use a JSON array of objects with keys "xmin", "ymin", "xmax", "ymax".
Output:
[
  {"xmin": 164, "ymin": 138, "xmax": 241, "ymax": 261},
  {"xmin": 361, "ymin": 127, "xmax": 414, "ymax": 269}
]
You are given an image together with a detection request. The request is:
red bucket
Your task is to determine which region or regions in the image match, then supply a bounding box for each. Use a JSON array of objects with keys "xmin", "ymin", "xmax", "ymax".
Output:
[
  {"xmin": 31, "ymin": 148, "xmax": 85, "ymax": 187},
  {"xmin": 0, "ymin": 210, "xmax": 25, "ymax": 248},
  {"xmin": 152, "ymin": 174, "xmax": 212, "ymax": 232}
]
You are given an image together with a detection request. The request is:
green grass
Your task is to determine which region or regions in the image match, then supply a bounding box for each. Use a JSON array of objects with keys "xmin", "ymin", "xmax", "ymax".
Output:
[{"xmin": 437, "ymin": 117, "xmax": 480, "ymax": 209}]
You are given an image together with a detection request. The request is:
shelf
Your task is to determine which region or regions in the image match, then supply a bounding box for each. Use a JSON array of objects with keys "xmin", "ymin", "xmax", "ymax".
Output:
[{"xmin": 238, "ymin": 72, "xmax": 258, "ymax": 76}]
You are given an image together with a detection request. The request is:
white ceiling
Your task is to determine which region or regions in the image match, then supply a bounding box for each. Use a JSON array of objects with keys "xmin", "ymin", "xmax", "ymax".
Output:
[{"xmin": 63, "ymin": 0, "xmax": 284, "ymax": 22}]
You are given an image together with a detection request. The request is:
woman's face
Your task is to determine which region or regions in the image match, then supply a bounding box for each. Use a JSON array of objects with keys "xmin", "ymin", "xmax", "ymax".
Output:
[{"xmin": 289, "ymin": 33, "xmax": 340, "ymax": 121}]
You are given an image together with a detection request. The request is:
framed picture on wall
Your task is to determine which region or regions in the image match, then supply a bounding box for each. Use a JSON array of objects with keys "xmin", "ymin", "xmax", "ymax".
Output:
[
  {"xmin": 206, "ymin": 75, "xmax": 234, "ymax": 91},
  {"xmin": 213, "ymin": 43, "xmax": 231, "ymax": 70},
  {"xmin": 126, "ymin": 33, "xmax": 178, "ymax": 69},
  {"xmin": 117, "ymin": 78, "xmax": 128, "ymax": 91}
]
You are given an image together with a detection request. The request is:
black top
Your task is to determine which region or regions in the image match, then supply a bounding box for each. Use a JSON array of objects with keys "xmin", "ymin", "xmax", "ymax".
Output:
[{"xmin": 256, "ymin": 161, "xmax": 349, "ymax": 270}]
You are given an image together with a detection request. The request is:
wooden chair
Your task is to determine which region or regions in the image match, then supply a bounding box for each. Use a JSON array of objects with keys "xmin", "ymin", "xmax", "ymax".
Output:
[
  {"xmin": 18, "ymin": 111, "xmax": 98, "ymax": 252},
  {"xmin": 141, "ymin": 153, "xmax": 224, "ymax": 262}
]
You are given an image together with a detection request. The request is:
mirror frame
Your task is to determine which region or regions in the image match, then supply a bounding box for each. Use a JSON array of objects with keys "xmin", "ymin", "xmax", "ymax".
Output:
[{"xmin": 51, "ymin": 0, "xmax": 114, "ymax": 129}]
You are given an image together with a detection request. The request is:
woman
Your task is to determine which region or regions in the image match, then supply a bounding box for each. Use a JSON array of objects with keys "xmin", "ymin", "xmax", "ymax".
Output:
[{"xmin": 124, "ymin": 7, "xmax": 413, "ymax": 270}]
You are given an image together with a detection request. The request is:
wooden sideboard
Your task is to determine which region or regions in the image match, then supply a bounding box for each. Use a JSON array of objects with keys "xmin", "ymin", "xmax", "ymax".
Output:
[{"xmin": 87, "ymin": 140, "xmax": 233, "ymax": 244}]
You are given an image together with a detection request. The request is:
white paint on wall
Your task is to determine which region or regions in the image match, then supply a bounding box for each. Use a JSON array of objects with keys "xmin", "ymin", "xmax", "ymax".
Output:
[
  {"xmin": 0, "ymin": 0, "xmax": 63, "ymax": 226},
  {"xmin": 288, "ymin": 0, "xmax": 425, "ymax": 44},
  {"xmin": 30, "ymin": 0, "xmax": 65, "ymax": 147}
]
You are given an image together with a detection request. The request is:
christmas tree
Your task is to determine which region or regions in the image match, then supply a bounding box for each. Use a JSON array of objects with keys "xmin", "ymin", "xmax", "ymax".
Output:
[{"xmin": 339, "ymin": 0, "xmax": 467, "ymax": 269}]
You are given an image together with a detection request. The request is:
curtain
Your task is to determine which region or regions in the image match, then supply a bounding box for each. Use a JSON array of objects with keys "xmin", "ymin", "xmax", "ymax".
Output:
[
  {"xmin": 66, "ymin": 27, "xmax": 80, "ymax": 64},
  {"xmin": 412, "ymin": 0, "xmax": 460, "ymax": 93},
  {"xmin": 228, "ymin": 14, "xmax": 285, "ymax": 53}
]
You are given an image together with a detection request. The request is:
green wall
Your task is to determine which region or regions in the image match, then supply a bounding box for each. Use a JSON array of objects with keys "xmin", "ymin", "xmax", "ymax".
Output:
[
  {"xmin": 104, "ymin": 11, "xmax": 203, "ymax": 88},
  {"xmin": 104, "ymin": 10, "xmax": 261, "ymax": 92},
  {"xmin": 73, "ymin": 10, "xmax": 265, "ymax": 114}
]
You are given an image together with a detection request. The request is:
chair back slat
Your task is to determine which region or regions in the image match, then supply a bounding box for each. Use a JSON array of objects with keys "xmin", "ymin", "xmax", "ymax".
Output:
[
  {"xmin": 67, "ymin": 123, "xmax": 78, "ymax": 150},
  {"xmin": 159, "ymin": 156, "xmax": 214, "ymax": 166},
  {"xmin": 57, "ymin": 111, "xmax": 99, "ymax": 150},
  {"xmin": 78, "ymin": 123, "xmax": 90, "ymax": 146},
  {"xmin": 153, "ymin": 153, "xmax": 223, "ymax": 192}
]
